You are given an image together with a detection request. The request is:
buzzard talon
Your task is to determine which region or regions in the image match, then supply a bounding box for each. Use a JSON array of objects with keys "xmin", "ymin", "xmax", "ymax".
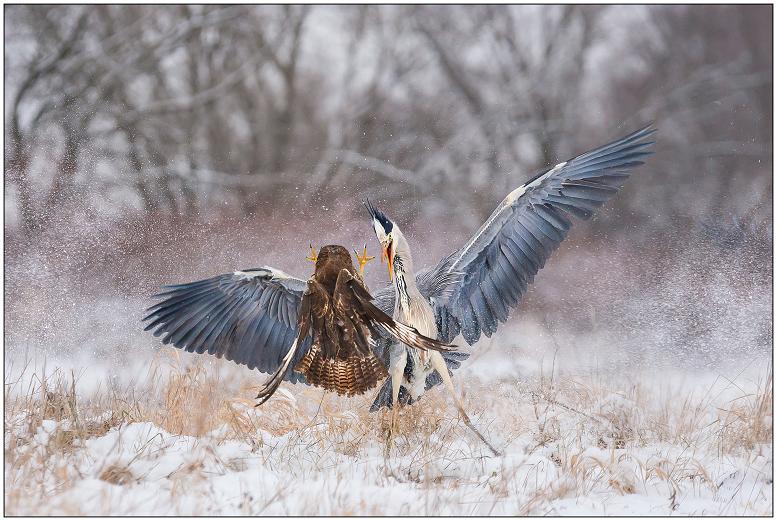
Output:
[
  {"xmin": 306, "ymin": 243, "xmax": 318, "ymax": 263},
  {"xmin": 354, "ymin": 244, "xmax": 375, "ymax": 276}
]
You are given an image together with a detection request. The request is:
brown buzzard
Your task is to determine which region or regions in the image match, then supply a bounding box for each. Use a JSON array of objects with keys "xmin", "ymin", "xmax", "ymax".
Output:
[{"xmin": 255, "ymin": 245, "xmax": 452, "ymax": 404}]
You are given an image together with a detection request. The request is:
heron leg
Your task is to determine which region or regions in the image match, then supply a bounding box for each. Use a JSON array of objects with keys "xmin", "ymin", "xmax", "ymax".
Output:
[
  {"xmin": 385, "ymin": 349, "xmax": 407, "ymax": 456},
  {"xmin": 430, "ymin": 352, "xmax": 501, "ymax": 456}
]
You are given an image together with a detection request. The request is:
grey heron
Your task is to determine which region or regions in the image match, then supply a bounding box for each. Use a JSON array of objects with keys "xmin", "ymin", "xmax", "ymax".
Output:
[{"xmin": 365, "ymin": 125, "xmax": 656, "ymax": 454}]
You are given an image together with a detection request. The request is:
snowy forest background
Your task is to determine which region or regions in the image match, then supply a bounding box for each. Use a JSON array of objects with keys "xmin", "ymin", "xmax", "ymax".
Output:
[
  {"xmin": 4, "ymin": 5, "xmax": 772, "ymax": 516},
  {"xmin": 5, "ymin": 4, "xmax": 771, "ymax": 373}
]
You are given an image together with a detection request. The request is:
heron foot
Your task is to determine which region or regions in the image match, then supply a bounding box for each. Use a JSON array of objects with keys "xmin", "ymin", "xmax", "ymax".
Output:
[
  {"xmin": 384, "ymin": 429, "xmax": 394, "ymax": 458},
  {"xmin": 383, "ymin": 407, "xmax": 400, "ymax": 458},
  {"xmin": 354, "ymin": 244, "xmax": 375, "ymax": 276},
  {"xmin": 306, "ymin": 243, "xmax": 318, "ymax": 264}
]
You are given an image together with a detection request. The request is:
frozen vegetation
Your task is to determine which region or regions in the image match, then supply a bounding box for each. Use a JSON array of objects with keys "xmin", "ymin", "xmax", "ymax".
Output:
[{"xmin": 5, "ymin": 339, "xmax": 771, "ymax": 516}]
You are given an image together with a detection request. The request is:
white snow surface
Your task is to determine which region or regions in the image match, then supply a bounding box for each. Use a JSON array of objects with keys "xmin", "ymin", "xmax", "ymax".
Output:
[
  {"xmin": 5, "ymin": 346, "xmax": 772, "ymax": 516},
  {"xmin": 9, "ymin": 420, "xmax": 771, "ymax": 516}
]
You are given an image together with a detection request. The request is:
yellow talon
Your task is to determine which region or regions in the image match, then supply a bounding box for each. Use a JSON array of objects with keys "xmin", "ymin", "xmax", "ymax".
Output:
[
  {"xmin": 306, "ymin": 243, "xmax": 318, "ymax": 264},
  {"xmin": 354, "ymin": 244, "xmax": 375, "ymax": 275}
]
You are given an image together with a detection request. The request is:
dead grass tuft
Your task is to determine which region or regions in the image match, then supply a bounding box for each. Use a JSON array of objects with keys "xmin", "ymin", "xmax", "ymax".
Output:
[
  {"xmin": 716, "ymin": 367, "xmax": 772, "ymax": 454},
  {"xmin": 99, "ymin": 464, "xmax": 135, "ymax": 485}
]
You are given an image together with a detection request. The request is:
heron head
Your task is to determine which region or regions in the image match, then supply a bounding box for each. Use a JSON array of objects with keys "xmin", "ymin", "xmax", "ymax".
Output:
[{"xmin": 364, "ymin": 198, "xmax": 398, "ymax": 281}]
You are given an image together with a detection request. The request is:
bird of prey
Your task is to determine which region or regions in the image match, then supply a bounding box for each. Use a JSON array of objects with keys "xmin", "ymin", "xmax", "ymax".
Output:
[
  {"xmin": 365, "ymin": 125, "xmax": 656, "ymax": 454},
  {"xmin": 254, "ymin": 245, "xmax": 452, "ymax": 404},
  {"xmin": 143, "ymin": 244, "xmax": 452, "ymax": 406}
]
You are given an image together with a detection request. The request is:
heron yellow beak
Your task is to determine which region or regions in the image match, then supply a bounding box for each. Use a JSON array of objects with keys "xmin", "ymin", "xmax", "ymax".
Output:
[{"xmin": 382, "ymin": 240, "xmax": 394, "ymax": 281}]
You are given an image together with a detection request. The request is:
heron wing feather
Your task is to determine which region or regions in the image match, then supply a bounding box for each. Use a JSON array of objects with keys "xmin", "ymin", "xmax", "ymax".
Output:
[
  {"xmin": 421, "ymin": 125, "xmax": 656, "ymax": 344},
  {"xmin": 143, "ymin": 267, "xmax": 312, "ymax": 383}
]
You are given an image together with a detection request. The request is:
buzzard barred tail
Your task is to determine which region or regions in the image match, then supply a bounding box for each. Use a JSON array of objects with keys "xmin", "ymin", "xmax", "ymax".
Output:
[{"xmin": 295, "ymin": 344, "xmax": 388, "ymax": 396}]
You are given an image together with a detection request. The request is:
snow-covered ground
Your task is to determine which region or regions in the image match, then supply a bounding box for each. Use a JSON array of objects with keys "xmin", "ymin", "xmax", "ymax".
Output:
[{"xmin": 5, "ymin": 341, "xmax": 772, "ymax": 516}]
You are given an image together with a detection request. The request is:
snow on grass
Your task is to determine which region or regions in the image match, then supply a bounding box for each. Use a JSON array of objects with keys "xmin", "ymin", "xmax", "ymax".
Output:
[{"xmin": 4, "ymin": 348, "xmax": 772, "ymax": 515}]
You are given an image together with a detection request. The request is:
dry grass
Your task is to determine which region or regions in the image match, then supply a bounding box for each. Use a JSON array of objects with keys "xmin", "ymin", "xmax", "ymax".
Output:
[{"xmin": 4, "ymin": 350, "xmax": 773, "ymax": 515}]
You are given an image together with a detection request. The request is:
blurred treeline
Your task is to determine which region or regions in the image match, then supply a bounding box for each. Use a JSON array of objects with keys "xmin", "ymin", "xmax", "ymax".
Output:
[
  {"xmin": 5, "ymin": 5, "xmax": 771, "ymax": 239},
  {"xmin": 3, "ymin": 6, "xmax": 772, "ymax": 363}
]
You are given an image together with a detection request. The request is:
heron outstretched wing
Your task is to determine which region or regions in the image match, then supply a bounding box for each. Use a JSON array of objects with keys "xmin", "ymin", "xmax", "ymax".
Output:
[
  {"xmin": 426, "ymin": 125, "xmax": 657, "ymax": 344},
  {"xmin": 143, "ymin": 267, "xmax": 312, "ymax": 383}
]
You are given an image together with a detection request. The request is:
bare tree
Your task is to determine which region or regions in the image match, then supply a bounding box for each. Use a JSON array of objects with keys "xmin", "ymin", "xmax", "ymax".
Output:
[{"xmin": 4, "ymin": 5, "xmax": 771, "ymax": 247}]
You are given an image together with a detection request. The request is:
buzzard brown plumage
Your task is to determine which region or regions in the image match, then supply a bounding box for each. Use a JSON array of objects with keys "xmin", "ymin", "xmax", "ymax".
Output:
[{"xmin": 255, "ymin": 245, "xmax": 452, "ymax": 405}]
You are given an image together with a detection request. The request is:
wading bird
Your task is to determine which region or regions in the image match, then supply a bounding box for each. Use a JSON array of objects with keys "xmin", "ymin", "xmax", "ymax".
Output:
[
  {"xmin": 365, "ymin": 125, "xmax": 656, "ymax": 454},
  {"xmin": 143, "ymin": 245, "xmax": 452, "ymax": 405}
]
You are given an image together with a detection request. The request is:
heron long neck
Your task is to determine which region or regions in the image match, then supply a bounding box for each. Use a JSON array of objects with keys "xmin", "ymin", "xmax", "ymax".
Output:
[
  {"xmin": 392, "ymin": 249, "xmax": 436, "ymax": 341},
  {"xmin": 392, "ymin": 249, "xmax": 421, "ymax": 310}
]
